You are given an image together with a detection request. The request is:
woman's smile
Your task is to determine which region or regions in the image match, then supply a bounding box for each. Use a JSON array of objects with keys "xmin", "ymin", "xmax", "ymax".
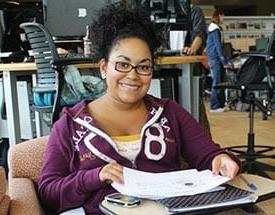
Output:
[{"xmin": 119, "ymin": 82, "xmax": 141, "ymax": 91}]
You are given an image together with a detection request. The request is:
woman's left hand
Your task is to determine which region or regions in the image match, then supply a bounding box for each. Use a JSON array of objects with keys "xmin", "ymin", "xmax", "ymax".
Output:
[{"xmin": 212, "ymin": 153, "xmax": 240, "ymax": 179}]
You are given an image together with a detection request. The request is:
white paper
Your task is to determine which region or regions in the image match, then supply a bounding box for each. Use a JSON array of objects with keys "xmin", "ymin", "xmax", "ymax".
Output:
[
  {"xmin": 59, "ymin": 207, "xmax": 85, "ymax": 215},
  {"xmin": 112, "ymin": 168, "xmax": 231, "ymax": 199}
]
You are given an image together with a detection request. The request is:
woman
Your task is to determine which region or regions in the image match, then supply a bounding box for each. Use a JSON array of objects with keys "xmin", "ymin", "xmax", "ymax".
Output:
[
  {"xmin": 38, "ymin": 4, "xmax": 239, "ymax": 214},
  {"xmin": 206, "ymin": 9, "xmax": 228, "ymax": 112}
]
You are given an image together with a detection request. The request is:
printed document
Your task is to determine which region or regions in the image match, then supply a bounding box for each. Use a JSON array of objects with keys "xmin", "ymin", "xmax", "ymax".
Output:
[{"xmin": 112, "ymin": 168, "xmax": 231, "ymax": 199}]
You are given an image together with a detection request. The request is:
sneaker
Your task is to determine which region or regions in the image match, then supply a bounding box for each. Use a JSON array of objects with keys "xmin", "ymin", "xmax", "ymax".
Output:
[{"xmin": 209, "ymin": 108, "xmax": 225, "ymax": 113}]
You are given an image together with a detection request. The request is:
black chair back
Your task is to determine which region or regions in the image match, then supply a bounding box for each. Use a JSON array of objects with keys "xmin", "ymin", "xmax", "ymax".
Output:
[
  {"xmin": 20, "ymin": 22, "xmax": 105, "ymax": 126},
  {"xmin": 20, "ymin": 22, "xmax": 62, "ymax": 126},
  {"xmin": 20, "ymin": 22, "xmax": 59, "ymax": 93}
]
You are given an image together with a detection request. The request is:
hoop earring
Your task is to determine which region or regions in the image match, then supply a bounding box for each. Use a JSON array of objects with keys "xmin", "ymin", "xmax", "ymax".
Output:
[{"xmin": 101, "ymin": 71, "xmax": 106, "ymax": 79}]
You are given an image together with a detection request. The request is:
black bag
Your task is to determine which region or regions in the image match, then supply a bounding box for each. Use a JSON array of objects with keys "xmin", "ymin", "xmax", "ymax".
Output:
[{"xmin": 237, "ymin": 57, "xmax": 266, "ymax": 85}]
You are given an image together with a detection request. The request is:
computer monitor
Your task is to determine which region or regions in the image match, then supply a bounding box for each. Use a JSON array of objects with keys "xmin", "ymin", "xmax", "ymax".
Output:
[
  {"xmin": 223, "ymin": 42, "xmax": 233, "ymax": 60},
  {"xmin": 43, "ymin": 0, "xmax": 111, "ymax": 39},
  {"xmin": 255, "ymin": 37, "xmax": 269, "ymax": 52},
  {"xmin": 145, "ymin": 0, "xmax": 191, "ymax": 49},
  {"xmin": 148, "ymin": 0, "xmax": 191, "ymax": 30}
]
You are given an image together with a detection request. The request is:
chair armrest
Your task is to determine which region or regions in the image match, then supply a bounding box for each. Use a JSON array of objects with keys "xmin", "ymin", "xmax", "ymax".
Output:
[
  {"xmin": 8, "ymin": 178, "xmax": 44, "ymax": 215},
  {"xmin": 8, "ymin": 136, "xmax": 48, "ymax": 182},
  {"xmin": 241, "ymin": 51, "xmax": 274, "ymax": 60},
  {"xmin": 52, "ymin": 57, "xmax": 95, "ymax": 67}
]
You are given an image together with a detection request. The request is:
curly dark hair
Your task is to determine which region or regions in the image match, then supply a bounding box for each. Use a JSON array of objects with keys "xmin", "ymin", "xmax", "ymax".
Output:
[{"xmin": 90, "ymin": 3, "xmax": 163, "ymax": 61}]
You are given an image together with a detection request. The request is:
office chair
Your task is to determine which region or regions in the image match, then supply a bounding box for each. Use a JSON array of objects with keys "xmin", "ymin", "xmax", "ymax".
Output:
[
  {"xmin": 221, "ymin": 42, "xmax": 243, "ymax": 109},
  {"xmin": 215, "ymin": 31, "xmax": 275, "ymax": 177},
  {"xmin": 20, "ymin": 22, "xmax": 101, "ymax": 126}
]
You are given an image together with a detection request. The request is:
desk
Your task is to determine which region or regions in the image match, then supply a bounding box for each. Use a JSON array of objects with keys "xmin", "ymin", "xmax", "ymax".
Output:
[
  {"xmin": 156, "ymin": 56, "xmax": 206, "ymax": 120},
  {"xmin": 0, "ymin": 62, "xmax": 96, "ymax": 145},
  {"xmin": 100, "ymin": 174, "xmax": 275, "ymax": 215},
  {"xmin": 0, "ymin": 56, "xmax": 206, "ymax": 145},
  {"xmin": 1, "ymin": 63, "xmax": 37, "ymax": 145}
]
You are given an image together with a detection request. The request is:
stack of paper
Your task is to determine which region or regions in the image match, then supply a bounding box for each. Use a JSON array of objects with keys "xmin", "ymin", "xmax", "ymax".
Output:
[{"xmin": 112, "ymin": 168, "xmax": 231, "ymax": 199}]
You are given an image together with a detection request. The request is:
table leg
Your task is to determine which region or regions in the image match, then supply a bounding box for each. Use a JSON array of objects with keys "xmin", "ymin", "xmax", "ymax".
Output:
[
  {"xmin": 178, "ymin": 63, "xmax": 194, "ymax": 116},
  {"xmin": 31, "ymin": 74, "xmax": 42, "ymax": 137},
  {"xmin": 3, "ymin": 70, "xmax": 21, "ymax": 145}
]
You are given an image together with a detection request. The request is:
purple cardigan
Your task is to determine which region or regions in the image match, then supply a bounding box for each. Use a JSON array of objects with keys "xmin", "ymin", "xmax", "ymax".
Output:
[{"xmin": 38, "ymin": 95, "xmax": 239, "ymax": 214}]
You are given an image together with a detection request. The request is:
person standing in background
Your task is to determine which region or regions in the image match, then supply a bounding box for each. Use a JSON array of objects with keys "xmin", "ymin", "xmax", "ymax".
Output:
[
  {"xmin": 182, "ymin": 3, "xmax": 207, "ymax": 56},
  {"xmin": 167, "ymin": 1, "xmax": 212, "ymax": 137},
  {"xmin": 206, "ymin": 9, "xmax": 228, "ymax": 112},
  {"xmin": 182, "ymin": 2, "xmax": 213, "ymax": 138}
]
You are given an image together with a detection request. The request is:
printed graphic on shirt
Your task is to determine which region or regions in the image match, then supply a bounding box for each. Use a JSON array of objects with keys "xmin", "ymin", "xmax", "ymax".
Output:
[
  {"xmin": 84, "ymin": 132, "xmax": 115, "ymax": 163},
  {"xmin": 150, "ymin": 107, "xmax": 158, "ymax": 115},
  {"xmin": 74, "ymin": 112, "xmax": 174, "ymax": 163},
  {"xmin": 72, "ymin": 116, "xmax": 93, "ymax": 151},
  {"xmin": 144, "ymin": 116, "xmax": 171, "ymax": 160},
  {"xmin": 79, "ymin": 151, "xmax": 96, "ymax": 162}
]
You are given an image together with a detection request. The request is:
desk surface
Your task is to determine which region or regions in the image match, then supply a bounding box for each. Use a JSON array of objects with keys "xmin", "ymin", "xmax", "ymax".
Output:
[
  {"xmin": 0, "ymin": 62, "xmax": 98, "ymax": 71},
  {"xmin": 0, "ymin": 56, "xmax": 207, "ymax": 71},
  {"xmin": 100, "ymin": 174, "xmax": 275, "ymax": 215},
  {"xmin": 0, "ymin": 62, "xmax": 37, "ymax": 71},
  {"xmin": 155, "ymin": 55, "xmax": 207, "ymax": 65}
]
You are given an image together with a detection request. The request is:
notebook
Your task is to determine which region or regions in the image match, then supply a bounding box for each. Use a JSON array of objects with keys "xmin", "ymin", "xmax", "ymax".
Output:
[{"xmin": 158, "ymin": 185, "xmax": 258, "ymax": 214}]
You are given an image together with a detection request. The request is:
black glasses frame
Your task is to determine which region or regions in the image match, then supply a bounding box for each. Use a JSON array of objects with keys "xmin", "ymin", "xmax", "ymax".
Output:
[{"xmin": 110, "ymin": 61, "xmax": 153, "ymax": 76}]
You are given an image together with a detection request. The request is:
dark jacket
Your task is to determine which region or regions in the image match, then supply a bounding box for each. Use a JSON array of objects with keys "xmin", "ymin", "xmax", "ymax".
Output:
[{"xmin": 186, "ymin": 4, "xmax": 207, "ymax": 53}]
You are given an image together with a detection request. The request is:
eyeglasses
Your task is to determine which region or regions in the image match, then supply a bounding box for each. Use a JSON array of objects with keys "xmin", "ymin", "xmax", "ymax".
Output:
[{"xmin": 109, "ymin": 61, "xmax": 153, "ymax": 76}]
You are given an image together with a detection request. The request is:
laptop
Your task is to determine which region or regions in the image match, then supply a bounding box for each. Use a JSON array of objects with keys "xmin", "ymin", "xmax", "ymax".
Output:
[{"xmin": 158, "ymin": 185, "xmax": 257, "ymax": 214}]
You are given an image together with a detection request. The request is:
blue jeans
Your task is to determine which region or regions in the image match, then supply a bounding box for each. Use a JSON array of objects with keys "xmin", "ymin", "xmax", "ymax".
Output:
[{"xmin": 209, "ymin": 60, "xmax": 225, "ymax": 110}]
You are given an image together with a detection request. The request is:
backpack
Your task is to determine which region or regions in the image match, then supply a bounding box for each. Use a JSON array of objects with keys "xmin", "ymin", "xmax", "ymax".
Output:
[
  {"xmin": 61, "ymin": 65, "xmax": 106, "ymax": 106},
  {"xmin": 236, "ymin": 57, "xmax": 266, "ymax": 85}
]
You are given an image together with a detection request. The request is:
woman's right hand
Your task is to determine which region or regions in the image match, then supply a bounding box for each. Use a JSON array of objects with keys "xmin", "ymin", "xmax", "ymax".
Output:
[{"xmin": 99, "ymin": 161, "xmax": 124, "ymax": 184}]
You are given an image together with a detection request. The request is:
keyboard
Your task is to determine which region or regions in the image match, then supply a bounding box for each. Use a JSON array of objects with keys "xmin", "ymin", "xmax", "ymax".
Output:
[{"xmin": 158, "ymin": 185, "xmax": 254, "ymax": 213}]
